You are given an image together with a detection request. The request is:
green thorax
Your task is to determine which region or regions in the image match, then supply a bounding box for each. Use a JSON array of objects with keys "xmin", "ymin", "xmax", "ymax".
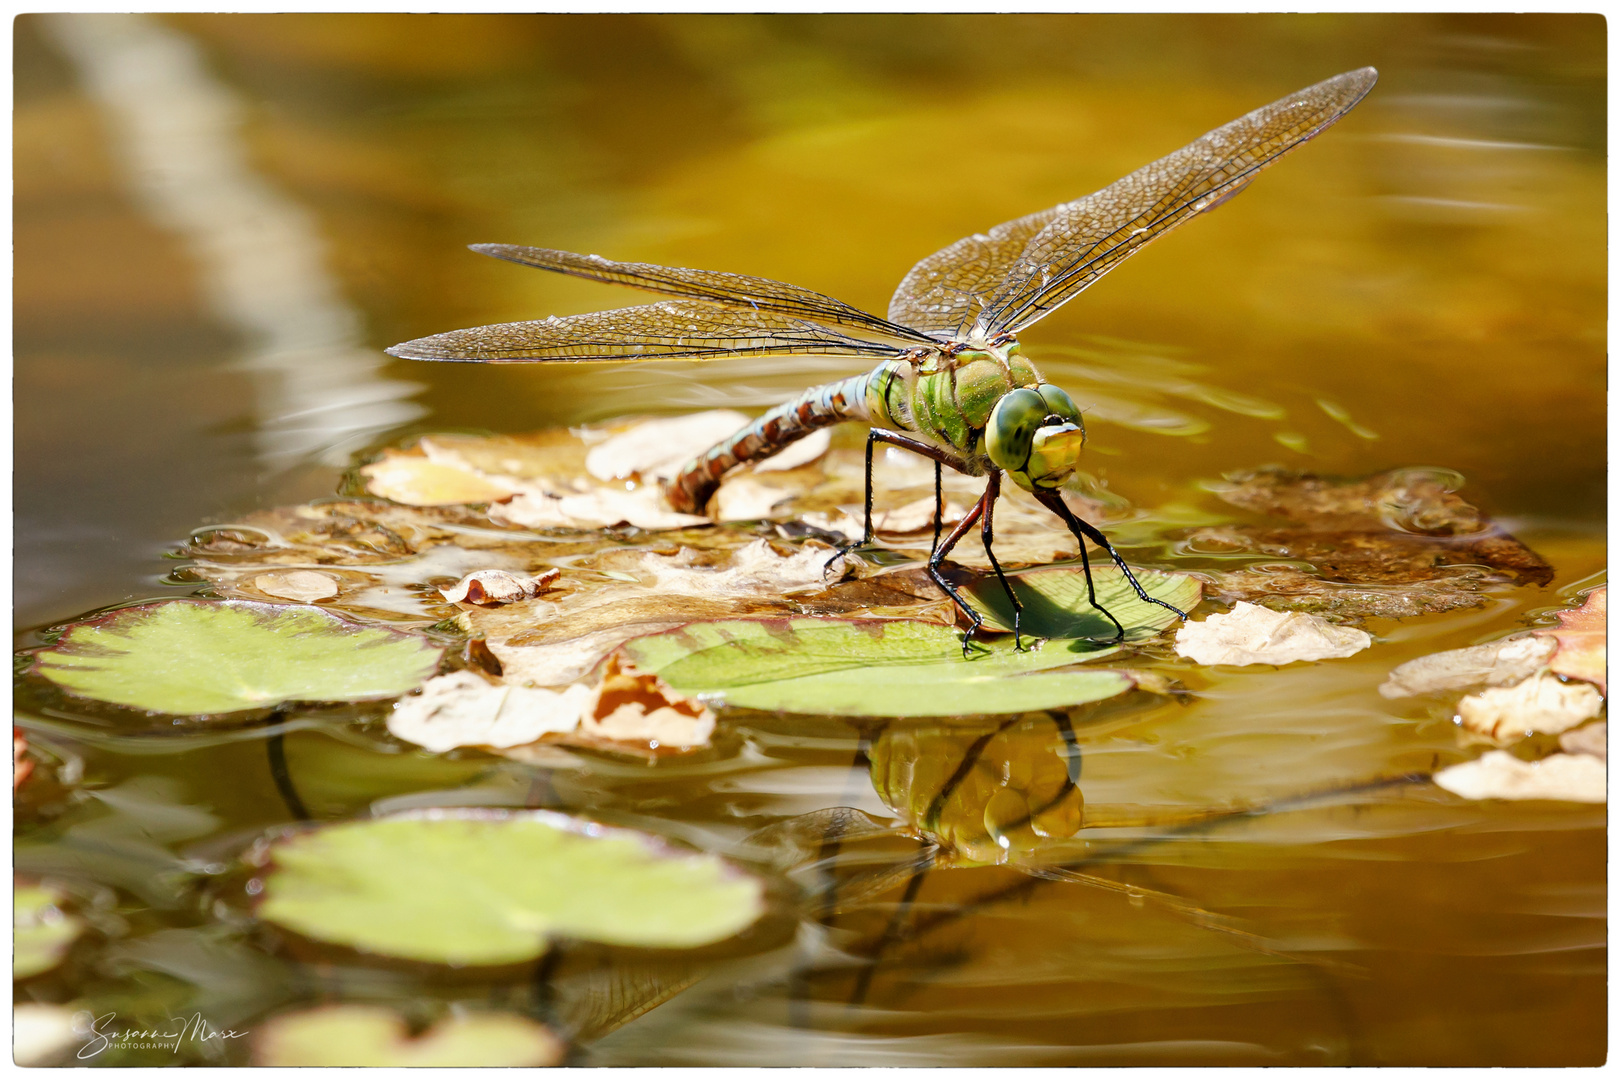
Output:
[{"xmin": 866, "ymin": 344, "xmax": 1043, "ymax": 468}]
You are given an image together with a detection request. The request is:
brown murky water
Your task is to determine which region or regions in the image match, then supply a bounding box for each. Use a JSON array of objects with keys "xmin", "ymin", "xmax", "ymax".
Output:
[{"xmin": 14, "ymin": 14, "xmax": 1605, "ymax": 1066}]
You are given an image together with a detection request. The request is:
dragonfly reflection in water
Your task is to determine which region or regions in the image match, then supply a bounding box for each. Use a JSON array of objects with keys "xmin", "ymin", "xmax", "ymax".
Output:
[{"xmin": 389, "ymin": 68, "xmax": 1378, "ymax": 653}]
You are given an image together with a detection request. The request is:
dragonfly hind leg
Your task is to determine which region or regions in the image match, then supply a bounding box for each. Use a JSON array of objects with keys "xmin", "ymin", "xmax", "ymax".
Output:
[
  {"xmin": 1032, "ymin": 488, "xmax": 1188, "ymax": 642},
  {"xmin": 822, "ymin": 429, "xmax": 969, "ymax": 574}
]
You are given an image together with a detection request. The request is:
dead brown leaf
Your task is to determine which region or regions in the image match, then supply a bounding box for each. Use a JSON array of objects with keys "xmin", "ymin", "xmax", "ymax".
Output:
[
  {"xmin": 1434, "ymin": 749, "xmax": 1605, "ymax": 803},
  {"xmin": 1456, "ymin": 672, "xmax": 1604, "ymax": 741},
  {"xmin": 254, "ymin": 569, "xmax": 341, "ymax": 602},
  {"xmin": 439, "ymin": 568, "xmax": 561, "ymax": 607},
  {"xmin": 1380, "ymin": 634, "xmax": 1557, "ymax": 699},
  {"xmin": 389, "ymin": 671, "xmax": 591, "ymax": 752},
  {"xmin": 1536, "ymin": 586, "xmax": 1606, "ymax": 692},
  {"xmin": 573, "ymin": 653, "xmax": 715, "ymax": 754}
]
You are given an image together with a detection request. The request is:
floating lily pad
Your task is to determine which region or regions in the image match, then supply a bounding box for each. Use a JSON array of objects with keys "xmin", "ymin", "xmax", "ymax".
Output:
[
  {"xmin": 618, "ymin": 618, "xmax": 1137, "ymax": 717},
  {"xmin": 27, "ymin": 600, "xmax": 442, "ymax": 716},
  {"xmin": 253, "ymin": 1005, "xmax": 565, "ymax": 1067},
  {"xmin": 256, "ymin": 809, "xmax": 765, "ymax": 965},
  {"xmin": 15, "ymin": 881, "xmax": 85, "ymax": 979},
  {"xmin": 961, "ymin": 564, "xmax": 1201, "ymax": 639}
]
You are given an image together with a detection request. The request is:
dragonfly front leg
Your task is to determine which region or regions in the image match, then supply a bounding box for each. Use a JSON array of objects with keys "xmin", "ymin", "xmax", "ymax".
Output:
[
  {"xmin": 1032, "ymin": 488, "xmax": 1188, "ymax": 641},
  {"xmin": 928, "ymin": 491, "xmax": 990, "ymax": 658}
]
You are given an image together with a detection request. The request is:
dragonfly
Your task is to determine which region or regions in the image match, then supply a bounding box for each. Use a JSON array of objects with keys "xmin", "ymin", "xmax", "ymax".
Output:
[{"xmin": 388, "ymin": 68, "xmax": 1377, "ymax": 653}]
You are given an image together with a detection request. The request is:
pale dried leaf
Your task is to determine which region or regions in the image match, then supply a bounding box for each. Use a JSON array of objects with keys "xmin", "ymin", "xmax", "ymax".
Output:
[
  {"xmin": 584, "ymin": 410, "xmax": 749, "ymax": 482},
  {"xmin": 491, "ymin": 487, "xmax": 709, "ymax": 531},
  {"xmin": 1379, "ymin": 634, "xmax": 1556, "ymax": 699},
  {"xmin": 1536, "ymin": 586, "xmax": 1606, "ymax": 692},
  {"xmin": 389, "ymin": 670, "xmax": 591, "ymax": 751},
  {"xmin": 577, "ymin": 654, "xmax": 715, "ymax": 752},
  {"xmin": 798, "ymin": 510, "xmax": 862, "ymax": 542},
  {"xmin": 254, "ymin": 570, "xmax": 341, "ymax": 602},
  {"xmin": 1434, "ymin": 749, "xmax": 1605, "ymax": 803},
  {"xmin": 871, "ymin": 496, "xmax": 969, "ymax": 535},
  {"xmin": 714, "ymin": 476, "xmax": 795, "ymax": 522},
  {"xmin": 1456, "ymin": 671, "xmax": 1604, "ymax": 741},
  {"xmin": 751, "ymin": 428, "xmax": 832, "ymax": 473},
  {"xmin": 361, "ymin": 453, "xmax": 517, "ymax": 506},
  {"xmin": 439, "ymin": 568, "xmax": 561, "ymax": 606},
  {"xmin": 1174, "ymin": 601, "xmax": 1371, "ymax": 666},
  {"xmin": 1559, "ymin": 721, "xmax": 1606, "ymax": 761}
]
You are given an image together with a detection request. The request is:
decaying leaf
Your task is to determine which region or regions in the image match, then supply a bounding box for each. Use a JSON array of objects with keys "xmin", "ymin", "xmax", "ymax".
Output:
[
  {"xmin": 1195, "ymin": 467, "xmax": 1553, "ymax": 619},
  {"xmin": 361, "ymin": 453, "xmax": 518, "ymax": 506},
  {"xmin": 254, "ymin": 570, "xmax": 341, "ymax": 602},
  {"xmin": 713, "ymin": 476, "xmax": 796, "ymax": 523},
  {"xmin": 1537, "ymin": 586, "xmax": 1606, "ymax": 692},
  {"xmin": 585, "ymin": 410, "xmax": 749, "ymax": 482},
  {"xmin": 491, "ymin": 487, "xmax": 709, "ymax": 532},
  {"xmin": 1456, "ymin": 672, "xmax": 1604, "ymax": 741},
  {"xmin": 253, "ymin": 1005, "xmax": 566, "ymax": 1068},
  {"xmin": 1560, "ymin": 721, "xmax": 1606, "ymax": 760},
  {"xmin": 439, "ymin": 568, "xmax": 560, "ymax": 606},
  {"xmin": 1434, "ymin": 749, "xmax": 1605, "ymax": 803},
  {"xmin": 868, "ymin": 495, "xmax": 969, "ymax": 535},
  {"xmin": 575, "ymin": 654, "xmax": 715, "ymax": 752},
  {"xmin": 389, "ymin": 671, "xmax": 592, "ymax": 752},
  {"xmin": 1379, "ymin": 634, "xmax": 1557, "ymax": 699},
  {"xmin": 1174, "ymin": 601, "xmax": 1372, "ymax": 666}
]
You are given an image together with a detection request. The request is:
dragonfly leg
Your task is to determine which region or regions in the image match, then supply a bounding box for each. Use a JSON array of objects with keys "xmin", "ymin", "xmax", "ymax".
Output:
[
  {"xmin": 928, "ymin": 489, "xmax": 990, "ymax": 658},
  {"xmin": 823, "ymin": 430, "xmax": 970, "ymax": 579},
  {"xmin": 1033, "ymin": 488, "xmax": 1188, "ymax": 637},
  {"xmin": 931, "ymin": 460, "xmax": 943, "ymax": 558},
  {"xmin": 979, "ymin": 470, "xmax": 1026, "ymax": 650}
]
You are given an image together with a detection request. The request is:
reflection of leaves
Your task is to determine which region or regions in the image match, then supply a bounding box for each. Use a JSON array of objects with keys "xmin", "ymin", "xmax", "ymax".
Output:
[
  {"xmin": 253, "ymin": 1005, "xmax": 565, "ymax": 1067},
  {"xmin": 1194, "ymin": 467, "xmax": 1553, "ymax": 619},
  {"xmin": 1174, "ymin": 602, "xmax": 1371, "ymax": 666},
  {"xmin": 621, "ymin": 618, "xmax": 1137, "ymax": 717},
  {"xmin": 257, "ymin": 809, "xmax": 766, "ymax": 965},
  {"xmin": 27, "ymin": 601, "xmax": 442, "ymax": 717},
  {"xmin": 1537, "ymin": 586, "xmax": 1606, "ymax": 692},
  {"xmin": 14, "ymin": 881, "xmax": 85, "ymax": 978},
  {"xmin": 961, "ymin": 564, "xmax": 1200, "ymax": 640}
]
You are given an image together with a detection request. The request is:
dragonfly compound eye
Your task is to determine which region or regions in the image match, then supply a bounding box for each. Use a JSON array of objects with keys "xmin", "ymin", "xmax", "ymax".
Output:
[
  {"xmin": 1036, "ymin": 383, "xmax": 1083, "ymax": 429},
  {"xmin": 985, "ymin": 388, "xmax": 1048, "ymax": 476}
]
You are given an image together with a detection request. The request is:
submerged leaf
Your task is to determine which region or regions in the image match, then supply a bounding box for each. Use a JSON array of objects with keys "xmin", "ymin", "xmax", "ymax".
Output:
[
  {"xmin": 963, "ymin": 564, "xmax": 1201, "ymax": 640},
  {"xmin": 1196, "ymin": 467, "xmax": 1553, "ymax": 619},
  {"xmin": 1456, "ymin": 672, "xmax": 1603, "ymax": 741},
  {"xmin": 28, "ymin": 600, "xmax": 442, "ymax": 716},
  {"xmin": 1537, "ymin": 586, "xmax": 1606, "ymax": 692},
  {"xmin": 585, "ymin": 410, "xmax": 749, "ymax": 482},
  {"xmin": 256, "ymin": 809, "xmax": 766, "ymax": 965},
  {"xmin": 1174, "ymin": 602, "xmax": 1371, "ymax": 666},
  {"xmin": 253, "ymin": 1005, "xmax": 565, "ymax": 1067},
  {"xmin": 361, "ymin": 453, "xmax": 518, "ymax": 506},
  {"xmin": 1434, "ymin": 750, "xmax": 1605, "ymax": 803},
  {"xmin": 1379, "ymin": 634, "xmax": 1557, "ymax": 699},
  {"xmin": 253, "ymin": 570, "xmax": 341, "ymax": 602},
  {"xmin": 15, "ymin": 881, "xmax": 85, "ymax": 979},
  {"xmin": 618, "ymin": 618, "xmax": 1136, "ymax": 717}
]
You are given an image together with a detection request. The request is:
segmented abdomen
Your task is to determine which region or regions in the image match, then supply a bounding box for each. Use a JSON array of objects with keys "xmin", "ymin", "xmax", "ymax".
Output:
[{"xmin": 665, "ymin": 370, "xmax": 875, "ymax": 514}]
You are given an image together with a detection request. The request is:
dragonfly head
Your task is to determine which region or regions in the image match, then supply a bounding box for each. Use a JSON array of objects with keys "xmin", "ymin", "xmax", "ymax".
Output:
[{"xmin": 985, "ymin": 385, "xmax": 1087, "ymax": 493}]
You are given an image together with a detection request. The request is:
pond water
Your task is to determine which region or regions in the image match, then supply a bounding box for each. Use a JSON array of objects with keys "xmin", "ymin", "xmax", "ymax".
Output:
[{"xmin": 14, "ymin": 14, "xmax": 1605, "ymax": 1067}]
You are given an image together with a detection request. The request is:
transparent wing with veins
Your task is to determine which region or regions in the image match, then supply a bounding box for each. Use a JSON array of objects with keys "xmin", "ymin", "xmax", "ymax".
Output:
[
  {"xmin": 384, "ymin": 298, "xmax": 913, "ymax": 364},
  {"xmin": 889, "ymin": 68, "xmax": 1378, "ymax": 341},
  {"xmin": 471, "ymin": 244, "xmax": 937, "ymax": 348}
]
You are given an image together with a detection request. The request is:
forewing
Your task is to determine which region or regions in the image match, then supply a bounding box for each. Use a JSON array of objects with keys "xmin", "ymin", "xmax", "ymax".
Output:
[
  {"xmin": 473, "ymin": 244, "xmax": 936, "ymax": 347},
  {"xmin": 981, "ymin": 68, "xmax": 1378, "ymax": 336},
  {"xmin": 385, "ymin": 299, "xmax": 910, "ymax": 364}
]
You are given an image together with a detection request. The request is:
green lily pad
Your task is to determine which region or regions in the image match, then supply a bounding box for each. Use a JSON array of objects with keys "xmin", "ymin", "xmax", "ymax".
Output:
[
  {"xmin": 257, "ymin": 809, "xmax": 765, "ymax": 966},
  {"xmin": 27, "ymin": 600, "xmax": 443, "ymax": 716},
  {"xmin": 618, "ymin": 618, "xmax": 1138, "ymax": 717},
  {"xmin": 963, "ymin": 564, "xmax": 1202, "ymax": 639},
  {"xmin": 15, "ymin": 881, "xmax": 85, "ymax": 979},
  {"xmin": 253, "ymin": 1005, "xmax": 565, "ymax": 1067}
]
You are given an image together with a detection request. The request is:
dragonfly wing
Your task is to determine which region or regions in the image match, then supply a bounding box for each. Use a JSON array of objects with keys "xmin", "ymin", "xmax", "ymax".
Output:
[
  {"xmin": 979, "ymin": 67, "xmax": 1378, "ymax": 337},
  {"xmin": 472, "ymin": 244, "xmax": 937, "ymax": 347},
  {"xmin": 886, "ymin": 204, "xmax": 1065, "ymax": 340},
  {"xmin": 385, "ymin": 299, "xmax": 911, "ymax": 363}
]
